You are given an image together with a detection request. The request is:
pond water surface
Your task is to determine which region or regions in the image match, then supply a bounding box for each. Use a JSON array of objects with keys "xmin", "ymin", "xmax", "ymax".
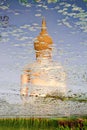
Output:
[{"xmin": 0, "ymin": 0, "xmax": 87, "ymax": 118}]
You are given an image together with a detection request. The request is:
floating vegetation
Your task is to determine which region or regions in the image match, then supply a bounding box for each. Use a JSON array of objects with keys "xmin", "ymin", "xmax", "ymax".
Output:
[
  {"xmin": 45, "ymin": 93, "xmax": 87, "ymax": 103},
  {"xmin": 0, "ymin": 117, "xmax": 87, "ymax": 130}
]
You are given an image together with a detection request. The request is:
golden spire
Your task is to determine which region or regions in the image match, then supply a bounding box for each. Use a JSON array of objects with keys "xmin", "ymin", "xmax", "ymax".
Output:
[
  {"xmin": 42, "ymin": 17, "xmax": 46, "ymax": 27},
  {"xmin": 34, "ymin": 18, "xmax": 53, "ymax": 59},
  {"xmin": 41, "ymin": 17, "xmax": 47, "ymax": 33}
]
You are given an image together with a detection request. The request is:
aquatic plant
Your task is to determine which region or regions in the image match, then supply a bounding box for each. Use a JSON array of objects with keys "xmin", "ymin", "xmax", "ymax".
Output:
[
  {"xmin": 0, "ymin": 117, "xmax": 87, "ymax": 130},
  {"xmin": 45, "ymin": 93, "xmax": 87, "ymax": 103}
]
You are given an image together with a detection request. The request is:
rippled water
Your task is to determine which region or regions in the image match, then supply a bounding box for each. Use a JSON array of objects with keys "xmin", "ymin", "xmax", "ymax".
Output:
[
  {"xmin": 0, "ymin": 0, "xmax": 87, "ymax": 117},
  {"xmin": 0, "ymin": 88, "xmax": 87, "ymax": 117}
]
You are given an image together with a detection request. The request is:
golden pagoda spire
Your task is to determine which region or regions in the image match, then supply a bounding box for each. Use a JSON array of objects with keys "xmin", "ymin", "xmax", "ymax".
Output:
[
  {"xmin": 41, "ymin": 17, "xmax": 47, "ymax": 33},
  {"xmin": 34, "ymin": 18, "xmax": 53, "ymax": 59}
]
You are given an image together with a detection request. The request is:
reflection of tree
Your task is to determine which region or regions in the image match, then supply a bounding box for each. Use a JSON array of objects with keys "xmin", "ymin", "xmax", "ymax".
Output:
[
  {"xmin": 47, "ymin": 0, "xmax": 58, "ymax": 3},
  {"xmin": 34, "ymin": 0, "xmax": 41, "ymax": 2},
  {"xmin": 19, "ymin": 0, "xmax": 59, "ymax": 4},
  {"xmin": 0, "ymin": 0, "xmax": 7, "ymax": 5},
  {"xmin": 0, "ymin": 16, "xmax": 9, "ymax": 28},
  {"xmin": 0, "ymin": 35, "xmax": 2, "ymax": 41},
  {"xmin": 34, "ymin": 0, "xmax": 58, "ymax": 3},
  {"xmin": 18, "ymin": 0, "xmax": 87, "ymax": 6},
  {"xmin": 19, "ymin": 0, "xmax": 28, "ymax": 5}
]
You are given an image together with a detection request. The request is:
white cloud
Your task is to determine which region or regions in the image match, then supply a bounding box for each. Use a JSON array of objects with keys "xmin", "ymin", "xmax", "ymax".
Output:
[
  {"xmin": 28, "ymin": 27, "xmax": 36, "ymax": 31},
  {"xmin": 1, "ymin": 38, "xmax": 9, "ymax": 42},
  {"xmin": 17, "ymin": 36, "xmax": 29, "ymax": 41},
  {"xmin": 14, "ymin": 12, "xmax": 20, "ymax": 15},
  {"xmin": 37, "ymin": 4, "xmax": 42, "ymax": 7},
  {"xmin": 57, "ymin": 10, "xmax": 63, "ymax": 13},
  {"xmin": 57, "ymin": 16, "xmax": 72, "ymax": 28},
  {"xmin": 36, "ymin": 9, "xmax": 42, "ymax": 12},
  {"xmin": 12, "ymin": 28, "xmax": 23, "ymax": 33},
  {"xmin": 13, "ymin": 44, "xmax": 20, "ymax": 47},
  {"xmin": 11, "ymin": 33, "xmax": 19, "ymax": 37},
  {"xmin": 25, "ymin": 3, "xmax": 32, "ymax": 7},
  {"xmin": 73, "ymin": 11, "xmax": 87, "ymax": 32},
  {"xmin": 65, "ymin": 4, "xmax": 71, "ymax": 7},
  {"xmin": 1, "ymin": 32, "xmax": 9, "ymax": 37},
  {"xmin": 67, "ymin": 13, "xmax": 76, "ymax": 17},
  {"xmin": 54, "ymin": 6, "xmax": 60, "ymax": 9},
  {"xmin": 32, "ymin": 23, "xmax": 40, "ymax": 30},
  {"xmin": 74, "ymin": 12, "xmax": 87, "ymax": 19},
  {"xmin": 80, "ymin": 41, "xmax": 87, "ymax": 46},
  {"xmin": 0, "ymin": 5, "xmax": 9, "ymax": 10},
  {"xmin": 20, "ymin": 24, "xmax": 30, "ymax": 29},
  {"xmin": 72, "ymin": 4, "xmax": 84, "ymax": 12},
  {"xmin": 32, "ymin": 23, "xmax": 39, "ymax": 26},
  {"xmin": 62, "ymin": 11, "xmax": 68, "ymax": 15},
  {"xmin": 57, "ymin": 3, "xmax": 87, "ymax": 32},
  {"xmin": 42, "ymin": 5, "xmax": 48, "ymax": 10},
  {"xmin": 35, "ymin": 13, "xmax": 42, "ymax": 17},
  {"xmin": 62, "ymin": 21, "xmax": 72, "ymax": 28},
  {"xmin": 57, "ymin": 23, "xmax": 62, "ymax": 26}
]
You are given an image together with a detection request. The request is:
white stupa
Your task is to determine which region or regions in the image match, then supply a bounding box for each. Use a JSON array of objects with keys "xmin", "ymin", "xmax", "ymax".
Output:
[{"xmin": 20, "ymin": 18, "xmax": 66, "ymax": 97}]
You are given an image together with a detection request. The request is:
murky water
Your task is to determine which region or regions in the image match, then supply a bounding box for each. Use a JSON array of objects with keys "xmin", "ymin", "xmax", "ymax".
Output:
[{"xmin": 0, "ymin": 0, "xmax": 87, "ymax": 117}]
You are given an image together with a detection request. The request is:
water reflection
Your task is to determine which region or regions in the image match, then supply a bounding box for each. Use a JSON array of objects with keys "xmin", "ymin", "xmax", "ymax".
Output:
[{"xmin": 20, "ymin": 18, "xmax": 66, "ymax": 103}]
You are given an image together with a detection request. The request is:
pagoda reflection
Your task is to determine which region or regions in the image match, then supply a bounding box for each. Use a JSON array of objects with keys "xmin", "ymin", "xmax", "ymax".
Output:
[{"xmin": 20, "ymin": 18, "xmax": 66, "ymax": 99}]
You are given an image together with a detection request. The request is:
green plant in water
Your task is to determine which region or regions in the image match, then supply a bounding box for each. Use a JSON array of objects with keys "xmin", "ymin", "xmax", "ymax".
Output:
[
  {"xmin": 0, "ymin": 117, "xmax": 87, "ymax": 130},
  {"xmin": 83, "ymin": 0, "xmax": 87, "ymax": 2}
]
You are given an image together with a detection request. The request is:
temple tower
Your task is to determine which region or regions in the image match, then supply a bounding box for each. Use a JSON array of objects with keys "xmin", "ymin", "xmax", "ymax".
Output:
[{"xmin": 34, "ymin": 18, "xmax": 53, "ymax": 59}]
